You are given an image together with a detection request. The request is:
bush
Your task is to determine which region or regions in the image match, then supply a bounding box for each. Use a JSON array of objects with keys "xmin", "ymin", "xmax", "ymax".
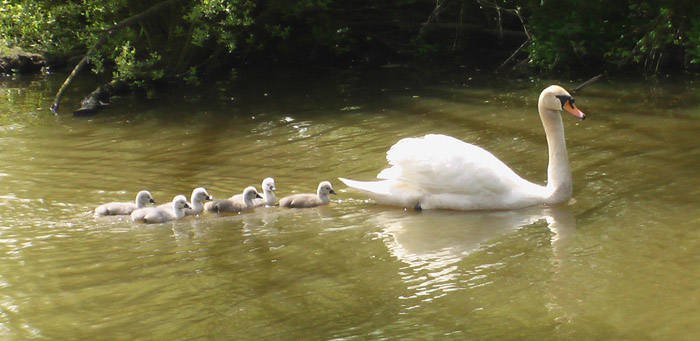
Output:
[{"xmin": 2, "ymin": 0, "xmax": 700, "ymax": 86}]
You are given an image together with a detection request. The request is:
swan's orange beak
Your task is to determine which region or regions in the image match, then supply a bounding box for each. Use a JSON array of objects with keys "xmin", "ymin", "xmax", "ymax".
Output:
[{"xmin": 563, "ymin": 100, "xmax": 586, "ymax": 120}]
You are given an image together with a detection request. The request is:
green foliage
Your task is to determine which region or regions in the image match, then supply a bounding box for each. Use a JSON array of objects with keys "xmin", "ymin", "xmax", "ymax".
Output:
[
  {"xmin": 185, "ymin": 0, "xmax": 255, "ymax": 52},
  {"xmin": 522, "ymin": 0, "xmax": 626, "ymax": 70},
  {"xmin": 521, "ymin": 0, "xmax": 700, "ymax": 71},
  {"xmin": 1, "ymin": 0, "xmax": 257, "ymax": 85},
  {"xmin": 113, "ymin": 41, "xmax": 137, "ymax": 80},
  {"xmin": 686, "ymin": 21, "xmax": 700, "ymax": 63},
  {"xmin": 183, "ymin": 66, "xmax": 200, "ymax": 85},
  {"xmin": 0, "ymin": 1, "xmax": 83, "ymax": 55},
  {"xmin": 3, "ymin": 0, "xmax": 700, "ymax": 86}
]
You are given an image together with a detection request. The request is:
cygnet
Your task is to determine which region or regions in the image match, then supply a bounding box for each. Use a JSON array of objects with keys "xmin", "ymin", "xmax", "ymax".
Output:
[
  {"xmin": 205, "ymin": 186, "xmax": 261, "ymax": 214},
  {"xmin": 131, "ymin": 195, "xmax": 190, "ymax": 224},
  {"xmin": 231, "ymin": 177, "xmax": 276, "ymax": 207},
  {"xmin": 94, "ymin": 190, "xmax": 155, "ymax": 216},
  {"xmin": 152, "ymin": 187, "xmax": 212, "ymax": 216},
  {"xmin": 279, "ymin": 181, "xmax": 336, "ymax": 208}
]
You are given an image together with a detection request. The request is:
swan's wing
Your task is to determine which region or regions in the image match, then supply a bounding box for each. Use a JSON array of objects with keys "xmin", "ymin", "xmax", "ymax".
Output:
[{"xmin": 385, "ymin": 134, "xmax": 529, "ymax": 195}]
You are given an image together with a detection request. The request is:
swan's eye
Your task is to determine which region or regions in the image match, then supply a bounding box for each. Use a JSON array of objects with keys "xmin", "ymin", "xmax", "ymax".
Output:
[{"xmin": 555, "ymin": 95, "xmax": 575, "ymax": 109}]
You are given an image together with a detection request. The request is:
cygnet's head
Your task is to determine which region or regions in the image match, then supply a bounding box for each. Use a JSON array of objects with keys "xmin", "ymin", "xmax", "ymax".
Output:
[
  {"xmin": 262, "ymin": 177, "xmax": 276, "ymax": 192},
  {"xmin": 317, "ymin": 181, "xmax": 336, "ymax": 196},
  {"xmin": 192, "ymin": 187, "xmax": 213, "ymax": 203},
  {"xmin": 173, "ymin": 195, "xmax": 191, "ymax": 210},
  {"xmin": 136, "ymin": 190, "xmax": 156, "ymax": 206},
  {"xmin": 243, "ymin": 186, "xmax": 263, "ymax": 200}
]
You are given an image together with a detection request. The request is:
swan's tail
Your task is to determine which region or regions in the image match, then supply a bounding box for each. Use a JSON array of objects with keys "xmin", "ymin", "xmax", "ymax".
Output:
[
  {"xmin": 338, "ymin": 177, "xmax": 391, "ymax": 196},
  {"xmin": 339, "ymin": 177, "xmax": 424, "ymax": 208}
]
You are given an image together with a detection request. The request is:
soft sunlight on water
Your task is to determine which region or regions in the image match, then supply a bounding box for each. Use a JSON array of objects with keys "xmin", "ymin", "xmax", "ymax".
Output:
[{"xmin": 1, "ymin": 69, "xmax": 699, "ymax": 339}]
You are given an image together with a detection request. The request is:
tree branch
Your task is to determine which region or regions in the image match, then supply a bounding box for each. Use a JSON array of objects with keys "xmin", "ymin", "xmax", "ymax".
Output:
[
  {"xmin": 495, "ymin": 38, "xmax": 530, "ymax": 73},
  {"xmin": 572, "ymin": 74, "xmax": 603, "ymax": 93},
  {"xmin": 476, "ymin": 0, "xmax": 532, "ymax": 73},
  {"xmin": 50, "ymin": 0, "xmax": 186, "ymax": 114}
]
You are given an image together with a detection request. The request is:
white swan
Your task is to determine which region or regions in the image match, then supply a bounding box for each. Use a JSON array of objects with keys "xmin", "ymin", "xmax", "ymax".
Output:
[
  {"xmin": 204, "ymin": 186, "xmax": 262, "ymax": 213},
  {"xmin": 279, "ymin": 181, "xmax": 336, "ymax": 208},
  {"xmin": 94, "ymin": 190, "xmax": 155, "ymax": 216},
  {"xmin": 231, "ymin": 177, "xmax": 276, "ymax": 207},
  {"xmin": 131, "ymin": 195, "xmax": 190, "ymax": 224},
  {"xmin": 339, "ymin": 85, "xmax": 585, "ymax": 211}
]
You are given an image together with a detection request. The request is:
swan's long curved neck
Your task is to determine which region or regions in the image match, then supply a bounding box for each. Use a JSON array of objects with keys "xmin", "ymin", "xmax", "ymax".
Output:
[{"xmin": 540, "ymin": 106, "xmax": 572, "ymax": 204}]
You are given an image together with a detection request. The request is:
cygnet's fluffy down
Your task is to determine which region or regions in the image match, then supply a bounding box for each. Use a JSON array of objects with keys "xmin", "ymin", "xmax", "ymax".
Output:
[
  {"xmin": 231, "ymin": 177, "xmax": 276, "ymax": 207},
  {"xmin": 94, "ymin": 190, "xmax": 155, "ymax": 216},
  {"xmin": 205, "ymin": 186, "xmax": 262, "ymax": 213},
  {"xmin": 152, "ymin": 187, "xmax": 212, "ymax": 216},
  {"xmin": 131, "ymin": 195, "xmax": 190, "ymax": 224},
  {"xmin": 279, "ymin": 181, "xmax": 336, "ymax": 208}
]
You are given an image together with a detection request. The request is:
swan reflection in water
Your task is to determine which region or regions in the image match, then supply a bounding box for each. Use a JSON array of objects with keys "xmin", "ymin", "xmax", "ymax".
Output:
[{"xmin": 373, "ymin": 204, "xmax": 576, "ymax": 301}]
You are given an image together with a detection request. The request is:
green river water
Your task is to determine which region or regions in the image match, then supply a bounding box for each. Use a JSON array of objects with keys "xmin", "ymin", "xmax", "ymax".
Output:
[{"xmin": 1, "ymin": 68, "xmax": 699, "ymax": 339}]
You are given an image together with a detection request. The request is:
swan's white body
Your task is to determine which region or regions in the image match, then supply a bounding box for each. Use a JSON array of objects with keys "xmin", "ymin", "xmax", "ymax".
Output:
[{"xmin": 339, "ymin": 85, "xmax": 585, "ymax": 211}]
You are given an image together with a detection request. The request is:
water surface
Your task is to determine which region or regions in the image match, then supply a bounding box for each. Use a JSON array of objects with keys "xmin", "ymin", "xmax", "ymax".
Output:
[{"xmin": 1, "ymin": 69, "xmax": 699, "ymax": 339}]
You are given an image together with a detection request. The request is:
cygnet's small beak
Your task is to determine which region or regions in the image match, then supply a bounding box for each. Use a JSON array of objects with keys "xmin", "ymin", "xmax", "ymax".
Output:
[
  {"xmin": 206, "ymin": 195, "xmax": 213, "ymax": 201},
  {"xmin": 184, "ymin": 203, "xmax": 191, "ymax": 209},
  {"xmin": 150, "ymin": 198, "xmax": 157, "ymax": 204},
  {"xmin": 329, "ymin": 189, "xmax": 337, "ymax": 195},
  {"xmin": 255, "ymin": 193, "xmax": 263, "ymax": 199}
]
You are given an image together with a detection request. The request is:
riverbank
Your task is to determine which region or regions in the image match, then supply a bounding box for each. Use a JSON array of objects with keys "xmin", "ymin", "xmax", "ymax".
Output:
[{"xmin": 0, "ymin": 46, "xmax": 46, "ymax": 74}]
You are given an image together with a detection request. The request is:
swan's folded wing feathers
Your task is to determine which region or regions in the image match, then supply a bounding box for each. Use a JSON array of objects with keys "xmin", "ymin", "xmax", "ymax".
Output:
[
  {"xmin": 376, "ymin": 166, "xmax": 402, "ymax": 180},
  {"xmin": 387, "ymin": 134, "xmax": 525, "ymax": 196}
]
